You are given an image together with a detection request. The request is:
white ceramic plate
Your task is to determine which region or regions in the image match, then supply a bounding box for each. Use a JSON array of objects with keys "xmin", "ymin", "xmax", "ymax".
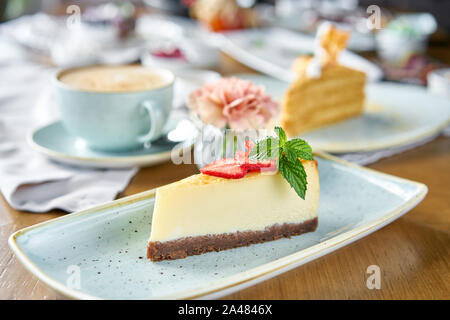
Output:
[
  {"xmin": 9, "ymin": 152, "xmax": 427, "ymax": 299},
  {"xmin": 221, "ymin": 28, "xmax": 383, "ymax": 82},
  {"xmin": 239, "ymin": 74, "xmax": 450, "ymax": 153}
]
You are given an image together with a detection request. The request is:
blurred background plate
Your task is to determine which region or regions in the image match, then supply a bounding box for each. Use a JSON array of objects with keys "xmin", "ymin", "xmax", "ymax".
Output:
[
  {"xmin": 222, "ymin": 28, "xmax": 384, "ymax": 82},
  {"xmin": 239, "ymin": 74, "xmax": 450, "ymax": 153}
]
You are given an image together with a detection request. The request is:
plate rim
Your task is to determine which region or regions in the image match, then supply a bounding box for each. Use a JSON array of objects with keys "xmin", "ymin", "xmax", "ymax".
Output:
[
  {"xmin": 28, "ymin": 121, "xmax": 192, "ymax": 168},
  {"xmin": 236, "ymin": 75, "xmax": 450, "ymax": 153},
  {"xmin": 308, "ymin": 122, "xmax": 448, "ymax": 153},
  {"xmin": 8, "ymin": 151, "xmax": 428, "ymax": 300}
]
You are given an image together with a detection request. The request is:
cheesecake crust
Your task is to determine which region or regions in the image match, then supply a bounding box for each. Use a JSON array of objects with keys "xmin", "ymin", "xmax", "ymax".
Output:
[{"xmin": 147, "ymin": 218, "xmax": 318, "ymax": 262}]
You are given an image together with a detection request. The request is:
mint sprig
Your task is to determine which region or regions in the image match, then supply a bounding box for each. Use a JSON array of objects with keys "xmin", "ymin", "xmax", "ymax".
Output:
[{"xmin": 248, "ymin": 127, "xmax": 313, "ymax": 199}]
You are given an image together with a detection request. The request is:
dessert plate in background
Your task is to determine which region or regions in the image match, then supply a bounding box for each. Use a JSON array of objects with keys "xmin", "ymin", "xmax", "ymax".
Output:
[
  {"xmin": 239, "ymin": 74, "xmax": 450, "ymax": 153},
  {"xmin": 221, "ymin": 28, "xmax": 383, "ymax": 82},
  {"xmin": 9, "ymin": 153, "xmax": 427, "ymax": 299}
]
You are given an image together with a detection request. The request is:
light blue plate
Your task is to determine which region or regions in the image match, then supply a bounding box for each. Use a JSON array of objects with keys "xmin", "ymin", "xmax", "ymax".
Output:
[
  {"xmin": 239, "ymin": 74, "xmax": 450, "ymax": 153},
  {"xmin": 29, "ymin": 119, "xmax": 196, "ymax": 168},
  {"xmin": 9, "ymin": 153, "xmax": 427, "ymax": 299}
]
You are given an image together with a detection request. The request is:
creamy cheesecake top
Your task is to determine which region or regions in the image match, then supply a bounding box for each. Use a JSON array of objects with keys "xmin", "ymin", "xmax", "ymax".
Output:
[{"xmin": 149, "ymin": 160, "xmax": 319, "ymax": 242}]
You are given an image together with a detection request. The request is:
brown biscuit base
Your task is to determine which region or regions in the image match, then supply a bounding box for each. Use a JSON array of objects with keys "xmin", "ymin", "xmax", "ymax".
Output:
[{"xmin": 147, "ymin": 218, "xmax": 318, "ymax": 262}]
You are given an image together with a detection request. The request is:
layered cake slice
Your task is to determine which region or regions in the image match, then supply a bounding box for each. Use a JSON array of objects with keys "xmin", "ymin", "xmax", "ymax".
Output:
[
  {"xmin": 147, "ymin": 128, "xmax": 319, "ymax": 261},
  {"xmin": 281, "ymin": 23, "xmax": 366, "ymax": 137}
]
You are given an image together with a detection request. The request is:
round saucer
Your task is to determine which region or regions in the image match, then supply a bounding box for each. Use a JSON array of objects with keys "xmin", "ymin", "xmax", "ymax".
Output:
[{"xmin": 29, "ymin": 121, "xmax": 196, "ymax": 168}]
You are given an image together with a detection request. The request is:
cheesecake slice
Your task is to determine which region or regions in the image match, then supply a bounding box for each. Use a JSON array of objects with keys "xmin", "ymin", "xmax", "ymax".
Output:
[{"xmin": 147, "ymin": 160, "xmax": 319, "ymax": 261}]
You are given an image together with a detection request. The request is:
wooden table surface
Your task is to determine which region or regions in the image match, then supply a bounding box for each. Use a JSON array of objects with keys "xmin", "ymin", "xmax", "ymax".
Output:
[{"xmin": 0, "ymin": 53, "xmax": 449, "ymax": 300}]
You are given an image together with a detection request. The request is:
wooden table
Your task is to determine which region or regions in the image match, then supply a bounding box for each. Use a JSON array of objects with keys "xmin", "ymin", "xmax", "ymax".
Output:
[{"xmin": 0, "ymin": 54, "xmax": 449, "ymax": 300}]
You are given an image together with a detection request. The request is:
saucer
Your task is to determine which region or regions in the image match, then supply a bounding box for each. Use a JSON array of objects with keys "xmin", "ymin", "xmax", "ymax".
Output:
[{"xmin": 29, "ymin": 120, "xmax": 196, "ymax": 168}]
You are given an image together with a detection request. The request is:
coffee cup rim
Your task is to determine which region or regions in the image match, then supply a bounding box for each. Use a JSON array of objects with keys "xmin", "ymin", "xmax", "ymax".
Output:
[{"xmin": 53, "ymin": 64, "xmax": 175, "ymax": 94}]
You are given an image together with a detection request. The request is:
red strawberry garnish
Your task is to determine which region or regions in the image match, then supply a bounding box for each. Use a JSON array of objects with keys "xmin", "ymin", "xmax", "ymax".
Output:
[
  {"xmin": 200, "ymin": 143, "xmax": 277, "ymax": 179},
  {"xmin": 234, "ymin": 150, "xmax": 247, "ymax": 164},
  {"xmin": 242, "ymin": 162, "xmax": 261, "ymax": 172},
  {"xmin": 245, "ymin": 140, "xmax": 255, "ymax": 153},
  {"xmin": 200, "ymin": 158, "xmax": 247, "ymax": 179},
  {"xmin": 243, "ymin": 159, "xmax": 275, "ymax": 172}
]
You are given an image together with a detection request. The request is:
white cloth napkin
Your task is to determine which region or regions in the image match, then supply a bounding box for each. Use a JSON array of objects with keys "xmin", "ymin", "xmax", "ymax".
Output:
[{"xmin": 0, "ymin": 39, "xmax": 138, "ymax": 212}]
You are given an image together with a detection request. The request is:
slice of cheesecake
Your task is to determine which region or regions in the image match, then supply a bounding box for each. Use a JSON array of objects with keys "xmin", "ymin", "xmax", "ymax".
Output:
[{"xmin": 147, "ymin": 160, "xmax": 319, "ymax": 261}]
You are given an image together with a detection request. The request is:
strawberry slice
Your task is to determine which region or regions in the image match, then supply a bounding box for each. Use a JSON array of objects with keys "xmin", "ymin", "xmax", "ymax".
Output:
[
  {"xmin": 200, "ymin": 142, "xmax": 277, "ymax": 179},
  {"xmin": 234, "ymin": 150, "xmax": 247, "ymax": 164},
  {"xmin": 244, "ymin": 159, "xmax": 277, "ymax": 172},
  {"xmin": 245, "ymin": 140, "xmax": 255, "ymax": 153},
  {"xmin": 235, "ymin": 150, "xmax": 276, "ymax": 172},
  {"xmin": 200, "ymin": 158, "xmax": 247, "ymax": 179}
]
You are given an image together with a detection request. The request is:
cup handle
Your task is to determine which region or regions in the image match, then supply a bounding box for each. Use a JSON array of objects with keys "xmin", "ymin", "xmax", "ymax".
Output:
[{"xmin": 137, "ymin": 100, "xmax": 165, "ymax": 144}]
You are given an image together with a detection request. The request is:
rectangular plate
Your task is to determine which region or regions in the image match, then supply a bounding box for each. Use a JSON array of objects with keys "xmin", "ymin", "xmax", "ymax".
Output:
[{"xmin": 9, "ymin": 152, "xmax": 427, "ymax": 299}]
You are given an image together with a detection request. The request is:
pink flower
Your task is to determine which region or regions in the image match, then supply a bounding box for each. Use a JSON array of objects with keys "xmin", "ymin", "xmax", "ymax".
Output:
[{"xmin": 187, "ymin": 77, "xmax": 279, "ymax": 130}]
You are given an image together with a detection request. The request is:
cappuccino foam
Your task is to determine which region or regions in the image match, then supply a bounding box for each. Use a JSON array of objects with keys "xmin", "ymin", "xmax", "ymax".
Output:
[{"xmin": 59, "ymin": 65, "xmax": 170, "ymax": 93}]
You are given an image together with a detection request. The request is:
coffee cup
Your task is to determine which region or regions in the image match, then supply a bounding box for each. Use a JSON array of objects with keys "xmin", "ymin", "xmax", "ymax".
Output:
[{"xmin": 54, "ymin": 65, "xmax": 174, "ymax": 151}]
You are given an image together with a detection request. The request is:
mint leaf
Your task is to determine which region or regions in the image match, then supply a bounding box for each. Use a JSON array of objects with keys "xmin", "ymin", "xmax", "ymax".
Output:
[
  {"xmin": 249, "ymin": 137, "xmax": 280, "ymax": 160},
  {"xmin": 285, "ymin": 139, "xmax": 314, "ymax": 160},
  {"xmin": 278, "ymin": 157, "xmax": 308, "ymax": 199},
  {"xmin": 284, "ymin": 147, "xmax": 298, "ymax": 163},
  {"xmin": 274, "ymin": 126, "xmax": 287, "ymax": 145},
  {"xmin": 248, "ymin": 126, "xmax": 313, "ymax": 200}
]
